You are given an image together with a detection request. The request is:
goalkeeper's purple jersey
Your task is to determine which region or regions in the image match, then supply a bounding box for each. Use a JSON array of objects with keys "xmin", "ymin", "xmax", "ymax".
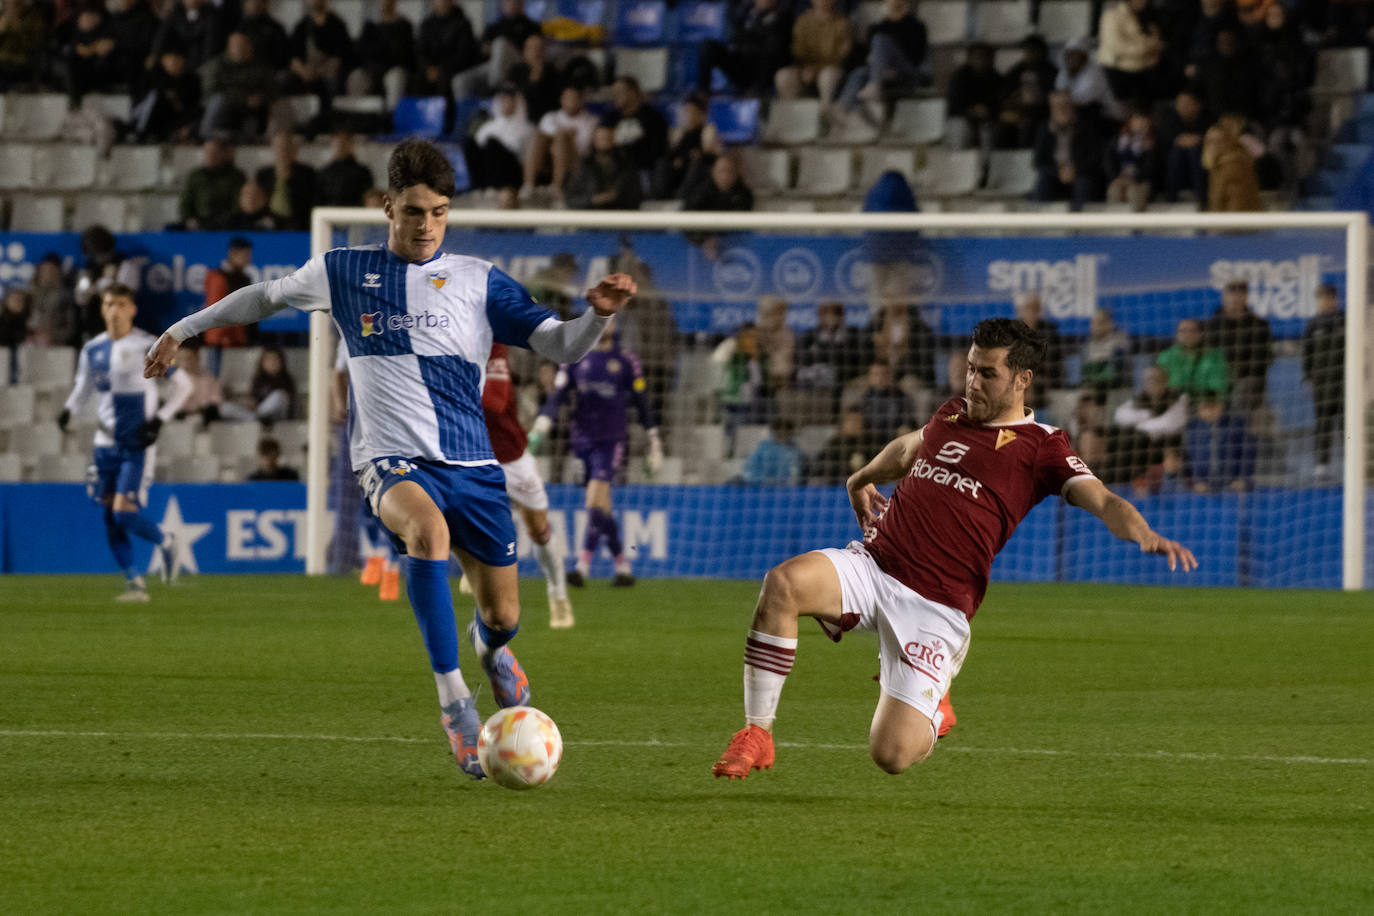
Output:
[{"xmin": 540, "ymin": 345, "xmax": 655, "ymax": 448}]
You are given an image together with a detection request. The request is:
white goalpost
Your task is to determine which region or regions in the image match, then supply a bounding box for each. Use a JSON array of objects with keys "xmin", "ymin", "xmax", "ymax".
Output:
[{"xmin": 306, "ymin": 208, "xmax": 1370, "ymax": 589}]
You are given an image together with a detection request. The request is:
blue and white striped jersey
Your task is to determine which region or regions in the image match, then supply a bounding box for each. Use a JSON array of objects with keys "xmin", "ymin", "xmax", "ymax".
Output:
[
  {"xmin": 266, "ymin": 246, "xmax": 557, "ymax": 471},
  {"xmin": 65, "ymin": 329, "xmax": 191, "ymax": 451}
]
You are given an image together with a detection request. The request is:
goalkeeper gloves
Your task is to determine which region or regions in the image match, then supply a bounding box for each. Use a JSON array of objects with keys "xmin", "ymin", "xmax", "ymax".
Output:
[
  {"xmin": 139, "ymin": 417, "xmax": 163, "ymax": 448},
  {"xmin": 645, "ymin": 428, "xmax": 664, "ymax": 477},
  {"xmin": 527, "ymin": 415, "xmax": 553, "ymax": 455},
  {"xmin": 57, "ymin": 408, "xmax": 70, "ymax": 432}
]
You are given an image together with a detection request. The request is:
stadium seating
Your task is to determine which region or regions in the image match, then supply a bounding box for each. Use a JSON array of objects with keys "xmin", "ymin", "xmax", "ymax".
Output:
[
  {"xmin": 102, "ymin": 146, "xmax": 163, "ymax": 191},
  {"xmin": 9, "ymin": 195, "xmax": 65, "ymax": 232},
  {"xmin": 1315, "ymin": 47, "xmax": 1369, "ymax": 95},
  {"xmin": 614, "ymin": 47, "xmax": 670, "ymax": 93},
  {"xmin": 763, "ymin": 100, "xmax": 822, "ymax": 146},
  {"xmin": 917, "ymin": 0, "xmax": 971, "ymax": 46},
  {"xmin": 674, "ymin": 1, "xmax": 725, "ymax": 43},
  {"xmin": 884, "ymin": 98, "xmax": 947, "ymax": 145},
  {"xmin": 858, "ymin": 147, "xmax": 918, "ymax": 190},
  {"xmin": 982, "ymin": 149, "xmax": 1037, "ymax": 197},
  {"xmin": 4, "ymin": 93, "xmax": 69, "ymax": 141},
  {"xmin": 1037, "ymin": 1, "xmax": 1093, "ymax": 43},
  {"xmin": 972, "ymin": 0, "xmax": 1032, "ymax": 44},
  {"xmin": 0, "ymin": 144, "xmax": 35, "ymax": 190},
  {"xmin": 41, "ymin": 145, "xmax": 98, "ymax": 191},
  {"xmin": 795, "ymin": 148, "xmax": 853, "ymax": 196}
]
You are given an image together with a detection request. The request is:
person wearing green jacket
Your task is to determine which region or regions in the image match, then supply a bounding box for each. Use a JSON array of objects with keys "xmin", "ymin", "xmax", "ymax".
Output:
[{"xmin": 1156, "ymin": 317, "xmax": 1228, "ymax": 399}]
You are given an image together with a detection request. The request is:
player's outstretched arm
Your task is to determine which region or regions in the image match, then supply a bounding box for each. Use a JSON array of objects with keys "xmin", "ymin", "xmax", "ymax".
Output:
[
  {"xmin": 526, "ymin": 274, "xmax": 639, "ymax": 365},
  {"xmin": 1066, "ymin": 478, "xmax": 1198, "ymax": 572},
  {"xmin": 586, "ymin": 273, "xmax": 637, "ymax": 316},
  {"xmin": 845, "ymin": 430, "xmax": 924, "ymax": 528},
  {"xmin": 144, "ymin": 282, "xmax": 288, "ymax": 378}
]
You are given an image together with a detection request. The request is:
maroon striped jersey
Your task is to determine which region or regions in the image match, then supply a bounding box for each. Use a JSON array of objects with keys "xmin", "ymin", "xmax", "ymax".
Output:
[
  {"xmin": 482, "ymin": 343, "xmax": 527, "ymax": 464},
  {"xmin": 864, "ymin": 397, "xmax": 1095, "ymax": 620}
]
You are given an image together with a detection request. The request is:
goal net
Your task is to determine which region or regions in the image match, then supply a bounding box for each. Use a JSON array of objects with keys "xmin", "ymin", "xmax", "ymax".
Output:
[{"xmin": 305, "ymin": 209, "xmax": 1370, "ymax": 591}]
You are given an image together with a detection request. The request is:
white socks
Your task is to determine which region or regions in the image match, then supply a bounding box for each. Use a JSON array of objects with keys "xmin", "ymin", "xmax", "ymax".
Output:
[
  {"xmin": 533, "ymin": 538, "xmax": 566, "ymax": 600},
  {"xmin": 743, "ymin": 629, "xmax": 797, "ymax": 731},
  {"xmin": 434, "ymin": 669, "xmax": 471, "ymax": 708}
]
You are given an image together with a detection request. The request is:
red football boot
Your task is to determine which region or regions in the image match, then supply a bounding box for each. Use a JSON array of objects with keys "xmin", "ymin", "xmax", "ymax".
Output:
[{"xmin": 712, "ymin": 725, "xmax": 776, "ymax": 779}]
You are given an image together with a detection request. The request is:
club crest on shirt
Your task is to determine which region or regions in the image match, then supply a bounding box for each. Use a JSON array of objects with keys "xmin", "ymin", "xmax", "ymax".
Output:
[
  {"xmin": 995, "ymin": 429, "xmax": 1017, "ymax": 450},
  {"xmin": 943, "ymin": 413, "xmax": 959, "ymax": 423},
  {"xmin": 429, "ymin": 272, "xmax": 447, "ymax": 290},
  {"xmin": 360, "ymin": 311, "xmax": 382, "ymax": 337}
]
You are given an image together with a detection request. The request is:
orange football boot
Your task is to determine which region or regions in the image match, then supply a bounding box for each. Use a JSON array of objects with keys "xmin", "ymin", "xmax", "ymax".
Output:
[
  {"xmin": 379, "ymin": 567, "xmax": 400, "ymax": 601},
  {"xmin": 712, "ymin": 725, "xmax": 775, "ymax": 779},
  {"xmin": 936, "ymin": 690, "xmax": 956, "ymax": 738},
  {"xmin": 360, "ymin": 555, "xmax": 384, "ymax": 586}
]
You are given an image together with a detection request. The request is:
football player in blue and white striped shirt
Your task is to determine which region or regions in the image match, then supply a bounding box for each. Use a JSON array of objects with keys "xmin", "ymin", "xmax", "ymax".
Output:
[
  {"xmin": 61, "ymin": 284, "xmax": 193, "ymax": 602},
  {"xmin": 144, "ymin": 139, "xmax": 637, "ymax": 779}
]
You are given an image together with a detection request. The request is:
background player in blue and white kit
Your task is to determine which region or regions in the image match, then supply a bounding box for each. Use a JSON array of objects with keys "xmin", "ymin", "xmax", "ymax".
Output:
[
  {"xmin": 529, "ymin": 321, "xmax": 663, "ymax": 587},
  {"xmin": 143, "ymin": 139, "xmax": 637, "ymax": 779},
  {"xmin": 61, "ymin": 285, "xmax": 192, "ymax": 602}
]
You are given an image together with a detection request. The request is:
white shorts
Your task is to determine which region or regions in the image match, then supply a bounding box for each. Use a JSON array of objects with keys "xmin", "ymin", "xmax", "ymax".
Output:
[
  {"xmin": 816, "ymin": 541, "xmax": 971, "ymax": 720},
  {"xmin": 500, "ymin": 451, "xmax": 548, "ymax": 512}
]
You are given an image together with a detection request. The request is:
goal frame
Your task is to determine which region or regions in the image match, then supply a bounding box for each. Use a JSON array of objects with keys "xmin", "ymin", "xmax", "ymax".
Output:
[{"xmin": 306, "ymin": 208, "xmax": 1370, "ymax": 589}]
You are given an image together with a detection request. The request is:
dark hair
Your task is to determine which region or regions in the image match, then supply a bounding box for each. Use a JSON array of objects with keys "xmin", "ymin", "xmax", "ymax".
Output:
[
  {"xmin": 387, "ymin": 139, "xmax": 456, "ymax": 197},
  {"xmin": 971, "ymin": 317, "xmax": 1046, "ymax": 374},
  {"xmin": 257, "ymin": 437, "xmax": 281, "ymax": 457},
  {"xmin": 104, "ymin": 283, "xmax": 137, "ymax": 302},
  {"xmin": 1317, "ymin": 283, "xmax": 1339, "ymax": 297}
]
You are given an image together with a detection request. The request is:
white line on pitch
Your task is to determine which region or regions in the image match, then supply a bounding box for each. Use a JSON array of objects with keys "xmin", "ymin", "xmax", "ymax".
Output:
[{"xmin": 0, "ymin": 729, "xmax": 1367, "ymax": 767}]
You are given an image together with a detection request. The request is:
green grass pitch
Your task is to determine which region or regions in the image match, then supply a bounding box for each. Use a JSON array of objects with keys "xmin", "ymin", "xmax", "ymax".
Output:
[{"xmin": 1, "ymin": 574, "xmax": 1371, "ymax": 914}]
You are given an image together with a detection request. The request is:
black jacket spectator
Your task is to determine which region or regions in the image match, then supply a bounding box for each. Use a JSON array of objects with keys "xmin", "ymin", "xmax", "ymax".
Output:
[
  {"xmin": 696, "ymin": 0, "xmax": 793, "ymax": 95},
  {"xmin": 237, "ymin": 0, "xmax": 291, "ymax": 69},
  {"xmin": 506, "ymin": 34, "xmax": 562, "ymax": 122},
  {"xmin": 606, "ymin": 76, "xmax": 670, "ymax": 174},
  {"xmin": 683, "ymin": 154, "xmax": 754, "ymax": 211},
  {"xmin": 316, "ymin": 134, "xmax": 375, "ymax": 206},
  {"xmin": 565, "ymin": 127, "xmax": 644, "ymax": 210},
  {"xmin": 108, "ymin": 0, "xmax": 160, "ymax": 86},
  {"xmin": 479, "ymin": 0, "xmax": 541, "ymax": 60},
  {"xmin": 414, "ymin": 0, "xmax": 478, "ymax": 95},
  {"xmin": 1205, "ymin": 285, "xmax": 1272, "ymax": 402},
  {"xmin": 1196, "ymin": 28, "xmax": 1260, "ymax": 119},
  {"xmin": 132, "ymin": 44, "xmax": 203, "ymax": 142},
  {"xmin": 797, "ymin": 302, "xmax": 868, "ymax": 397},
  {"xmin": 151, "ymin": 0, "xmax": 225, "ymax": 73},
  {"xmin": 254, "ymin": 145, "xmax": 317, "ymax": 231},
  {"xmin": 289, "ymin": 3, "xmax": 354, "ymax": 93},
  {"xmin": 356, "ymin": 4, "xmax": 415, "ymax": 91},
  {"xmin": 63, "ymin": 9, "xmax": 121, "ymax": 99},
  {"xmin": 1032, "ymin": 92, "xmax": 1107, "ymax": 210}
]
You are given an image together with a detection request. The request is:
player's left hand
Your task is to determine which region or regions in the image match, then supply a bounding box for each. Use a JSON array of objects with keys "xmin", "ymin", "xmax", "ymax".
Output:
[
  {"xmin": 646, "ymin": 428, "xmax": 664, "ymax": 476},
  {"xmin": 144, "ymin": 332, "xmax": 181, "ymax": 378},
  {"xmin": 847, "ymin": 481, "xmax": 889, "ymax": 530},
  {"xmin": 1139, "ymin": 532, "xmax": 1198, "ymax": 572},
  {"xmin": 586, "ymin": 273, "xmax": 637, "ymax": 317},
  {"xmin": 139, "ymin": 417, "xmax": 163, "ymax": 448}
]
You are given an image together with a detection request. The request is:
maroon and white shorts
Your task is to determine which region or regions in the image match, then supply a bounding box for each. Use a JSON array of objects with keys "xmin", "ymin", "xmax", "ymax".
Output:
[{"xmin": 814, "ymin": 541, "xmax": 970, "ymax": 720}]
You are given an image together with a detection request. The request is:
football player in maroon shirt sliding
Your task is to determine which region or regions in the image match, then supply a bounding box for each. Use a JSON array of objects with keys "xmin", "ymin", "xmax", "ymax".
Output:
[{"xmin": 713, "ymin": 317, "xmax": 1197, "ymax": 779}]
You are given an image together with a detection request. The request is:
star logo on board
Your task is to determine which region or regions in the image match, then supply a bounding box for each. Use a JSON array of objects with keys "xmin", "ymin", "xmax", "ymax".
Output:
[
  {"xmin": 995, "ymin": 429, "xmax": 1017, "ymax": 450},
  {"xmin": 429, "ymin": 272, "xmax": 447, "ymax": 290},
  {"xmin": 146, "ymin": 496, "xmax": 211, "ymax": 577}
]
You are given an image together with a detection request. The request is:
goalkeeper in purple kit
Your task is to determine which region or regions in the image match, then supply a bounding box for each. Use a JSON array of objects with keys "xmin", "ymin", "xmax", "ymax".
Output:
[{"xmin": 529, "ymin": 321, "xmax": 663, "ymax": 587}]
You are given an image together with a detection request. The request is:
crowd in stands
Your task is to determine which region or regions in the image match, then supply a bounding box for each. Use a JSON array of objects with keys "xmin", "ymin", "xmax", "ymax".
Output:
[{"xmin": 3, "ymin": 0, "xmax": 1374, "ymax": 215}]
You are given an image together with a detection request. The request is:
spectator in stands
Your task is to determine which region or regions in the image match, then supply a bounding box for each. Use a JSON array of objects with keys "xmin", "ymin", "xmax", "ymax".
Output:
[
  {"xmin": 1115, "ymin": 365, "xmax": 1189, "ymax": 439},
  {"xmin": 465, "ymin": 86, "xmax": 530, "ymax": 206},
  {"xmin": 1180, "ymin": 0, "xmax": 1238, "ymax": 84},
  {"xmin": 713, "ymin": 321, "xmax": 772, "ymax": 457},
  {"xmin": 26, "ymin": 256, "xmax": 76, "ymax": 348},
  {"xmin": 1206, "ymin": 279, "xmax": 1272, "ymax": 412},
  {"xmin": 696, "ymin": 0, "xmax": 794, "ymax": 97},
  {"xmin": 523, "ymin": 85, "xmax": 598, "ymax": 199},
  {"xmin": 1156, "ymin": 316, "xmax": 1228, "ymax": 399},
  {"xmin": 756, "ymin": 295, "xmax": 796, "ymax": 391},
  {"xmin": 651, "ymin": 92, "xmax": 718, "ymax": 199},
  {"xmin": 287, "ymin": 0, "xmax": 354, "ymax": 106},
  {"xmin": 869, "ymin": 300, "xmax": 935, "ymax": 387},
  {"xmin": 1196, "ymin": 28, "xmax": 1259, "ymax": 120},
  {"xmin": 1252, "ymin": 4, "xmax": 1312, "ymax": 153},
  {"xmin": 454, "ymin": 0, "xmax": 542, "ymax": 101},
  {"xmin": 1105, "ymin": 107, "xmax": 1158, "ymax": 210},
  {"xmin": 1, "ymin": 288, "xmax": 32, "ymax": 363},
  {"xmin": 1132, "ymin": 442, "xmax": 1186, "ymax": 496},
  {"xmin": 151, "ymin": 0, "xmax": 224, "ymax": 75},
  {"xmin": 1097, "ymin": 0, "xmax": 1165, "ymax": 106},
  {"xmin": 940, "ymin": 349, "xmax": 966, "ymax": 399},
  {"xmin": 606, "ymin": 76, "xmax": 670, "ymax": 181},
  {"xmin": 834, "ymin": 0, "xmax": 927, "ymax": 116},
  {"xmin": 682, "ymin": 151, "xmax": 754, "ymax": 212},
  {"xmin": 131, "ymin": 39, "xmax": 202, "ymax": 142},
  {"xmin": 248, "ymin": 437, "xmax": 301, "ymax": 480},
  {"xmin": 174, "ymin": 346, "xmax": 227, "ymax": 425},
  {"xmin": 1156, "ymin": 88, "xmax": 1208, "ymax": 203},
  {"xmin": 741, "ymin": 416, "xmax": 804, "ymax": 484},
  {"xmin": 316, "ymin": 131, "xmax": 375, "ymax": 206},
  {"xmin": 0, "ymin": 0, "xmax": 46, "ymax": 89},
  {"xmin": 222, "ymin": 346, "xmax": 297, "ymax": 423},
  {"xmin": 73, "ymin": 226, "xmax": 140, "ymax": 340},
  {"xmin": 774, "ymin": 0, "xmax": 852, "ymax": 107},
  {"xmin": 1055, "ymin": 38, "xmax": 1123, "ymax": 121},
  {"xmin": 253, "ymin": 132, "xmax": 317, "ymax": 231},
  {"xmin": 201, "ymin": 237, "xmax": 257, "ymax": 367},
  {"xmin": 854, "ymin": 361, "xmax": 915, "ymax": 441},
  {"xmin": 608, "ymin": 235, "xmax": 678, "ymax": 413},
  {"xmin": 999, "ymin": 34, "xmax": 1057, "ymax": 149},
  {"xmin": 525, "ymin": 252, "xmax": 580, "ymax": 320},
  {"xmin": 947, "ymin": 42, "xmax": 1002, "ymax": 166},
  {"xmin": 1080, "ymin": 307, "xmax": 1131, "ymax": 392},
  {"xmin": 62, "ymin": 7, "xmax": 119, "ymax": 101},
  {"xmin": 807, "ymin": 409, "xmax": 872, "ymax": 485},
  {"xmin": 236, "ymin": 0, "xmax": 291, "ymax": 71},
  {"xmin": 861, "ymin": 170, "xmax": 920, "ymax": 305},
  {"xmin": 1202, "ymin": 114, "xmax": 1263, "ymax": 211},
  {"xmin": 1032, "ymin": 89, "xmax": 1107, "ymax": 211},
  {"xmin": 796, "ymin": 301, "xmax": 867, "ymax": 405},
  {"xmin": 506, "ymin": 33, "xmax": 562, "ymax": 123},
  {"xmin": 564, "ymin": 124, "xmax": 644, "ymax": 210},
  {"xmin": 200, "ymin": 31, "xmax": 280, "ymax": 141},
  {"xmin": 227, "ymin": 180, "xmax": 283, "ymax": 230},
  {"xmin": 181, "ymin": 139, "xmax": 246, "ymax": 230},
  {"xmin": 350, "ymin": 0, "xmax": 415, "ymax": 110},
  {"xmin": 1184, "ymin": 392, "xmax": 1256, "ymax": 492},
  {"xmin": 1015, "ymin": 291, "xmax": 1064, "ymax": 391},
  {"xmin": 413, "ymin": 0, "xmax": 477, "ymax": 99},
  {"xmin": 1066, "ymin": 391, "xmax": 1106, "ymax": 443},
  {"xmin": 107, "ymin": 0, "xmax": 160, "ymax": 89},
  {"xmin": 1302, "ymin": 283, "xmax": 1344, "ymax": 479}
]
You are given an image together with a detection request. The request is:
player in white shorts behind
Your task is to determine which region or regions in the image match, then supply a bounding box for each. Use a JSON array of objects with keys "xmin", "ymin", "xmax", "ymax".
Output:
[{"xmin": 713, "ymin": 318, "xmax": 1198, "ymax": 779}]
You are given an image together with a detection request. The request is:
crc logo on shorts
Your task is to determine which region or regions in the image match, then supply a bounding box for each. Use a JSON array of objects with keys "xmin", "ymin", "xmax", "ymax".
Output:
[
  {"xmin": 899, "ymin": 638, "xmax": 945, "ymax": 682},
  {"xmin": 390, "ymin": 460, "xmax": 414, "ymax": 476},
  {"xmin": 935, "ymin": 441, "xmax": 970, "ymax": 464},
  {"xmin": 361, "ymin": 311, "xmax": 382, "ymax": 337}
]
